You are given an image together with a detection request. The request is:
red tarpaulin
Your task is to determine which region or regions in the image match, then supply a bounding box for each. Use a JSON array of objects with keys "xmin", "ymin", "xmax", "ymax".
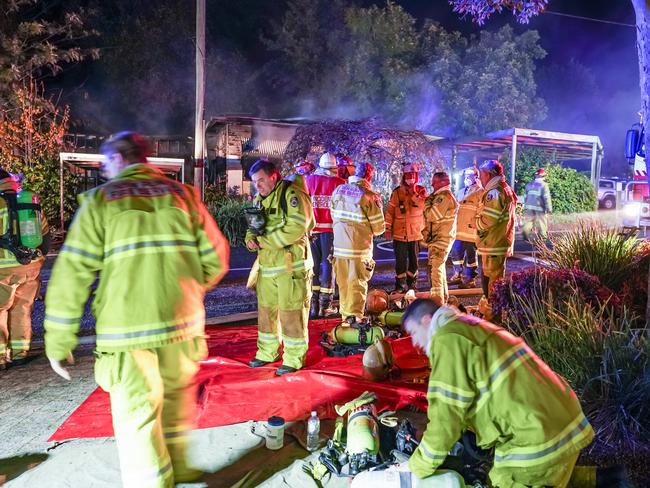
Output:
[{"xmin": 49, "ymin": 319, "xmax": 430, "ymax": 442}]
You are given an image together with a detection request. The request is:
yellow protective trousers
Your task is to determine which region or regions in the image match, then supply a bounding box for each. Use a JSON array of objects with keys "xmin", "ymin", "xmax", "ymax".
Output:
[
  {"xmin": 334, "ymin": 257, "xmax": 374, "ymax": 320},
  {"xmin": 489, "ymin": 451, "xmax": 579, "ymax": 488},
  {"xmin": 427, "ymin": 248, "xmax": 449, "ymax": 306},
  {"xmin": 94, "ymin": 338, "xmax": 207, "ymax": 488},
  {"xmin": 0, "ymin": 260, "xmax": 42, "ymax": 362},
  {"xmin": 255, "ymin": 269, "xmax": 310, "ymax": 369},
  {"xmin": 521, "ymin": 211, "xmax": 548, "ymax": 241},
  {"xmin": 480, "ymin": 254, "xmax": 507, "ymax": 298}
]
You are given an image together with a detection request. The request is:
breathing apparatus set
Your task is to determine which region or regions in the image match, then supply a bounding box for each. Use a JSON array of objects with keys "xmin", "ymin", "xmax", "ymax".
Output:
[
  {"xmin": 305, "ymin": 391, "xmax": 419, "ymax": 479},
  {"xmin": 319, "ymin": 288, "xmax": 409, "ymax": 358},
  {"xmin": 0, "ymin": 173, "xmax": 44, "ymax": 265}
]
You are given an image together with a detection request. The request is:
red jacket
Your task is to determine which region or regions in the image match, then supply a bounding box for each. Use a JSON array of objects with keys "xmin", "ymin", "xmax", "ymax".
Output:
[{"xmin": 306, "ymin": 170, "xmax": 345, "ymax": 233}]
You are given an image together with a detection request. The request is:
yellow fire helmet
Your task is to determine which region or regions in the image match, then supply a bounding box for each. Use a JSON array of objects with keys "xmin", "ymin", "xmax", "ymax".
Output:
[{"xmin": 362, "ymin": 338, "xmax": 394, "ymax": 381}]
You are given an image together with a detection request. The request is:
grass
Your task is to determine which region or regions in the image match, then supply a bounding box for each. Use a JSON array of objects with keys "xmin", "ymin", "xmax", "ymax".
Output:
[{"xmin": 537, "ymin": 223, "xmax": 639, "ymax": 292}]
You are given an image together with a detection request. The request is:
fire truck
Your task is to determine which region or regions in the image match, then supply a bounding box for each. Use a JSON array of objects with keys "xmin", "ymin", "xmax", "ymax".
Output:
[{"xmin": 621, "ymin": 123, "xmax": 649, "ymax": 228}]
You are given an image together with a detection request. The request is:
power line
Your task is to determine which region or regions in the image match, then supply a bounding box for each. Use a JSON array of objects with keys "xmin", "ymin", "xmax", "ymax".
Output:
[{"xmin": 543, "ymin": 10, "xmax": 635, "ymax": 28}]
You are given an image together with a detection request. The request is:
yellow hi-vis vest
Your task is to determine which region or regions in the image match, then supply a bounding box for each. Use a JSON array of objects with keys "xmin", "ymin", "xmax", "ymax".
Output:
[
  {"xmin": 330, "ymin": 177, "xmax": 385, "ymax": 260},
  {"xmin": 423, "ymin": 186, "xmax": 458, "ymax": 253},
  {"xmin": 475, "ymin": 176, "xmax": 516, "ymax": 256},
  {"xmin": 455, "ymin": 183, "xmax": 484, "ymax": 243},
  {"xmin": 44, "ymin": 163, "xmax": 230, "ymax": 360},
  {"xmin": 408, "ymin": 306, "xmax": 594, "ymax": 479},
  {"xmin": 245, "ymin": 179, "xmax": 314, "ymax": 278}
]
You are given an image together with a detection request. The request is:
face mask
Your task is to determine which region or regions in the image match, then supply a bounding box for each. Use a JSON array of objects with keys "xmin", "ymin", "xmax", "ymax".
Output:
[{"xmin": 405, "ymin": 177, "xmax": 416, "ymax": 186}]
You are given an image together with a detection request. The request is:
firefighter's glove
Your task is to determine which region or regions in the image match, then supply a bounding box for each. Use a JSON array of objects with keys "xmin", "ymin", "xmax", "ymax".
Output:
[
  {"xmin": 49, "ymin": 353, "xmax": 74, "ymax": 381},
  {"xmin": 244, "ymin": 207, "xmax": 266, "ymax": 236},
  {"xmin": 335, "ymin": 391, "xmax": 377, "ymax": 416},
  {"xmin": 303, "ymin": 460, "xmax": 330, "ymax": 481}
]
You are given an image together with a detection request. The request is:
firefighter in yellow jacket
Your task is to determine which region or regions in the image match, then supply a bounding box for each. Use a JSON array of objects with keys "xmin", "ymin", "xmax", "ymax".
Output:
[
  {"xmin": 245, "ymin": 159, "xmax": 314, "ymax": 375},
  {"xmin": 476, "ymin": 160, "xmax": 516, "ymax": 299},
  {"xmin": 0, "ymin": 170, "xmax": 50, "ymax": 370},
  {"xmin": 449, "ymin": 167, "xmax": 484, "ymax": 288},
  {"xmin": 330, "ymin": 162, "xmax": 384, "ymax": 323},
  {"xmin": 423, "ymin": 172, "xmax": 458, "ymax": 306},
  {"xmin": 402, "ymin": 298, "xmax": 594, "ymax": 487},
  {"xmin": 44, "ymin": 132, "xmax": 230, "ymax": 488}
]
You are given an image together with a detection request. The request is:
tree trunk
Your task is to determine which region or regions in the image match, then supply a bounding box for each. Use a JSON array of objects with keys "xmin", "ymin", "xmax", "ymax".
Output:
[{"xmin": 633, "ymin": 0, "xmax": 650, "ymax": 327}]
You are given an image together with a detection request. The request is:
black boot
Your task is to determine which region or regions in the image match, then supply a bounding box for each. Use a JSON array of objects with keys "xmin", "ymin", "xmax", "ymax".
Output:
[
  {"xmin": 309, "ymin": 292, "xmax": 320, "ymax": 320},
  {"xmin": 392, "ymin": 277, "xmax": 407, "ymax": 293},
  {"xmin": 406, "ymin": 276, "xmax": 418, "ymax": 291},
  {"xmin": 319, "ymin": 293, "xmax": 337, "ymax": 318}
]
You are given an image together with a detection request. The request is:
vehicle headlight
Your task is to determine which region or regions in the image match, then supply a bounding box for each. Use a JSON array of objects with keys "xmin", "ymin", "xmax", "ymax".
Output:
[{"xmin": 623, "ymin": 202, "xmax": 641, "ymax": 218}]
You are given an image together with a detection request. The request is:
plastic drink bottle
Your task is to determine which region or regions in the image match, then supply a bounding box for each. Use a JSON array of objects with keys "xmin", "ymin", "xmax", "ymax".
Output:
[{"xmin": 306, "ymin": 411, "xmax": 320, "ymax": 451}]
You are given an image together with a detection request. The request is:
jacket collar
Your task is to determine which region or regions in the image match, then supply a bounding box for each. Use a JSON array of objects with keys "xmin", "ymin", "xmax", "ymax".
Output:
[
  {"xmin": 115, "ymin": 162, "xmax": 163, "ymax": 179},
  {"xmin": 484, "ymin": 176, "xmax": 504, "ymax": 192},
  {"xmin": 426, "ymin": 305, "xmax": 463, "ymax": 355},
  {"xmin": 349, "ymin": 176, "xmax": 370, "ymax": 189},
  {"xmin": 433, "ymin": 184, "xmax": 452, "ymax": 195}
]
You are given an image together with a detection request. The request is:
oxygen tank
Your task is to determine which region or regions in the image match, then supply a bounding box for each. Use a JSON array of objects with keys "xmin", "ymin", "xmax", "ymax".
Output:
[
  {"xmin": 16, "ymin": 190, "xmax": 42, "ymax": 249},
  {"xmin": 378, "ymin": 311, "xmax": 403, "ymax": 328},
  {"xmin": 347, "ymin": 404, "xmax": 379, "ymax": 455},
  {"xmin": 331, "ymin": 324, "xmax": 384, "ymax": 345}
]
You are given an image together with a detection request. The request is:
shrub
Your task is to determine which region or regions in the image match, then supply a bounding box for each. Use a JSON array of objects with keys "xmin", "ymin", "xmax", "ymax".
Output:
[
  {"xmin": 517, "ymin": 294, "xmax": 650, "ymax": 453},
  {"xmin": 543, "ymin": 164, "xmax": 597, "ymax": 214},
  {"xmin": 491, "ymin": 267, "xmax": 617, "ymax": 332},
  {"xmin": 208, "ymin": 199, "xmax": 250, "ymax": 247},
  {"xmin": 619, "ymin": 240, "xmax": 650, "ymax": 319},
  {"xmin": 537, "ymin": 223, "xmax": 639, "ymax": 292}
]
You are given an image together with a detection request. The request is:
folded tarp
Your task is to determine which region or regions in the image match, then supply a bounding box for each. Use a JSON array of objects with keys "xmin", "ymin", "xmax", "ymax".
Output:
[{"xmin": 49, "ymin": 319, "xmax": 429, "ymax": 441}]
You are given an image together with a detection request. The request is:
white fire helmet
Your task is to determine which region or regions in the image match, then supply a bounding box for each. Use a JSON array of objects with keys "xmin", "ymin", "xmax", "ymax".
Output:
[{"xmin": 319, "ymin": 152, "xmax": 338, "ymax": 170}]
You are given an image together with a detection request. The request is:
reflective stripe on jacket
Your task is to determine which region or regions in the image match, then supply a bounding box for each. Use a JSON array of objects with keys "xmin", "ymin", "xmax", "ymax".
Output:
[
  {"xmin": 44, "ymin": 164, "xmax": 230, "ymax": 359},
  {"xmin": 476, "ymin": 177, "xmax": 516, "ymax": 256},
  {"xmin": 330, "ymin": 177, "xmax": 384, "ymax": 260},
  {"xmin": 306, "ymin": 169, "xmax": 346, "ymax": 233},
  {"xmin": 423, "ymin": 186, "xmax": 458, "ymax": 253},
  {"xmin": 524, "ymin": 178, "xmax": 552, "ymax": 213},
  {"xmin": 245, "ymin": 179, "xmax": 314, "ymax": 278},
  {"xmin": 408, "ymin": 306, "xmax": 594, "ymax": 479},
  {"xmin": 385, "ymin": 185, "xmax": 426, "ymax": 242},
  {"xmin": 455, "ymin": 183, "xmax": 484, "ymax": 242}
]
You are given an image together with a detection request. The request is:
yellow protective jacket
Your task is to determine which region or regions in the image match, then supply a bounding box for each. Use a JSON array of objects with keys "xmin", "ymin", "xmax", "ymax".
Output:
[
  {"xmin": 475, "ymin": 176, "xmax": 516, "ymax": 256},
  {"xmin": 330, "ymin": 176, "xmax": 385, "ymax": 260},
  {"xmin": 0, "ymin": 179, "xmax": 50, "ymax": 268},
  {"xmin": 423, "ymin": 186, "xmax": 458, "ymax": 253},
  {"xmin": 455, "ymin": 183, "xmax": 484, "ymax": 243},
  {"xmin": 44, "ymin": 163, "xmax": 230, "ymax": 360},
  {"xmin": 245, "ymin": 179, "xmax": 314, "ymax": 278},
  {"xmin": 385, "ymin": 184, "xmax": 426, "ymax": 242},
  {"xmin": 409, "ymin": 306, "xmax": 594, "ymax": 479}
]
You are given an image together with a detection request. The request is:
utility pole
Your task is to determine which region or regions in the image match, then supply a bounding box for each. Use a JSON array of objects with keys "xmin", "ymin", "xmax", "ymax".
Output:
[{"xmin": 193, "ymin": 0, "xmax": 206, "ymax": 199}]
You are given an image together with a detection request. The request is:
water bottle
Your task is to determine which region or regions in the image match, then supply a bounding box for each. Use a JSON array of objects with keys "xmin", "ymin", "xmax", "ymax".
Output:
[{"xmin": 306, "ymin": 411, "xmax": 320, "ymax": 451}]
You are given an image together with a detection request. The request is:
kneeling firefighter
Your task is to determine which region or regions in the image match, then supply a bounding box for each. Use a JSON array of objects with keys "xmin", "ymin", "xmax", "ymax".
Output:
[
  {"xmin": 402, "ymin": 298, "xmax": 595, "ymax": 487},
  {"xmin": 246, "ymin": 159, "xmax": 315, "ymax": 376},
  {"xmin": 0, "ymin": 170, "xmax": 50, "ymax": 369}
]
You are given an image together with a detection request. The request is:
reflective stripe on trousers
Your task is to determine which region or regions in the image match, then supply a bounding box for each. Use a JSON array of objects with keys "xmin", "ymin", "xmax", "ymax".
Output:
[{"xmin": 94, "ymin": 339, "xmax": 207, "ymax": 488}]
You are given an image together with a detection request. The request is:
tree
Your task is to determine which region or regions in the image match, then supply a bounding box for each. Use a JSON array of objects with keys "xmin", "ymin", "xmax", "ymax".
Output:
[
  {"xmin": 447, "ymin": 0, "xmax": 650, "ymax": 339},
  {"xmin": 265, "ymin": 1, "xmax": 546, "ymax": 136},
  {"xmin": 0, "ymin": 0, "xmax": 98, "ymax": 105},
  {"xmin": 425, "ymin": 24, "xmax": 547, "ymax": 136},
  {"xmin": 283, "ymin": 118, "xmax": 444, "ymax": 198},
  {"xmin": 0, "ymin": 0, "xmax": 96, "ymax": 228},
  {"xmin": 0, "ymin": 82, "xmax": 81, "ymax": 225}
]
